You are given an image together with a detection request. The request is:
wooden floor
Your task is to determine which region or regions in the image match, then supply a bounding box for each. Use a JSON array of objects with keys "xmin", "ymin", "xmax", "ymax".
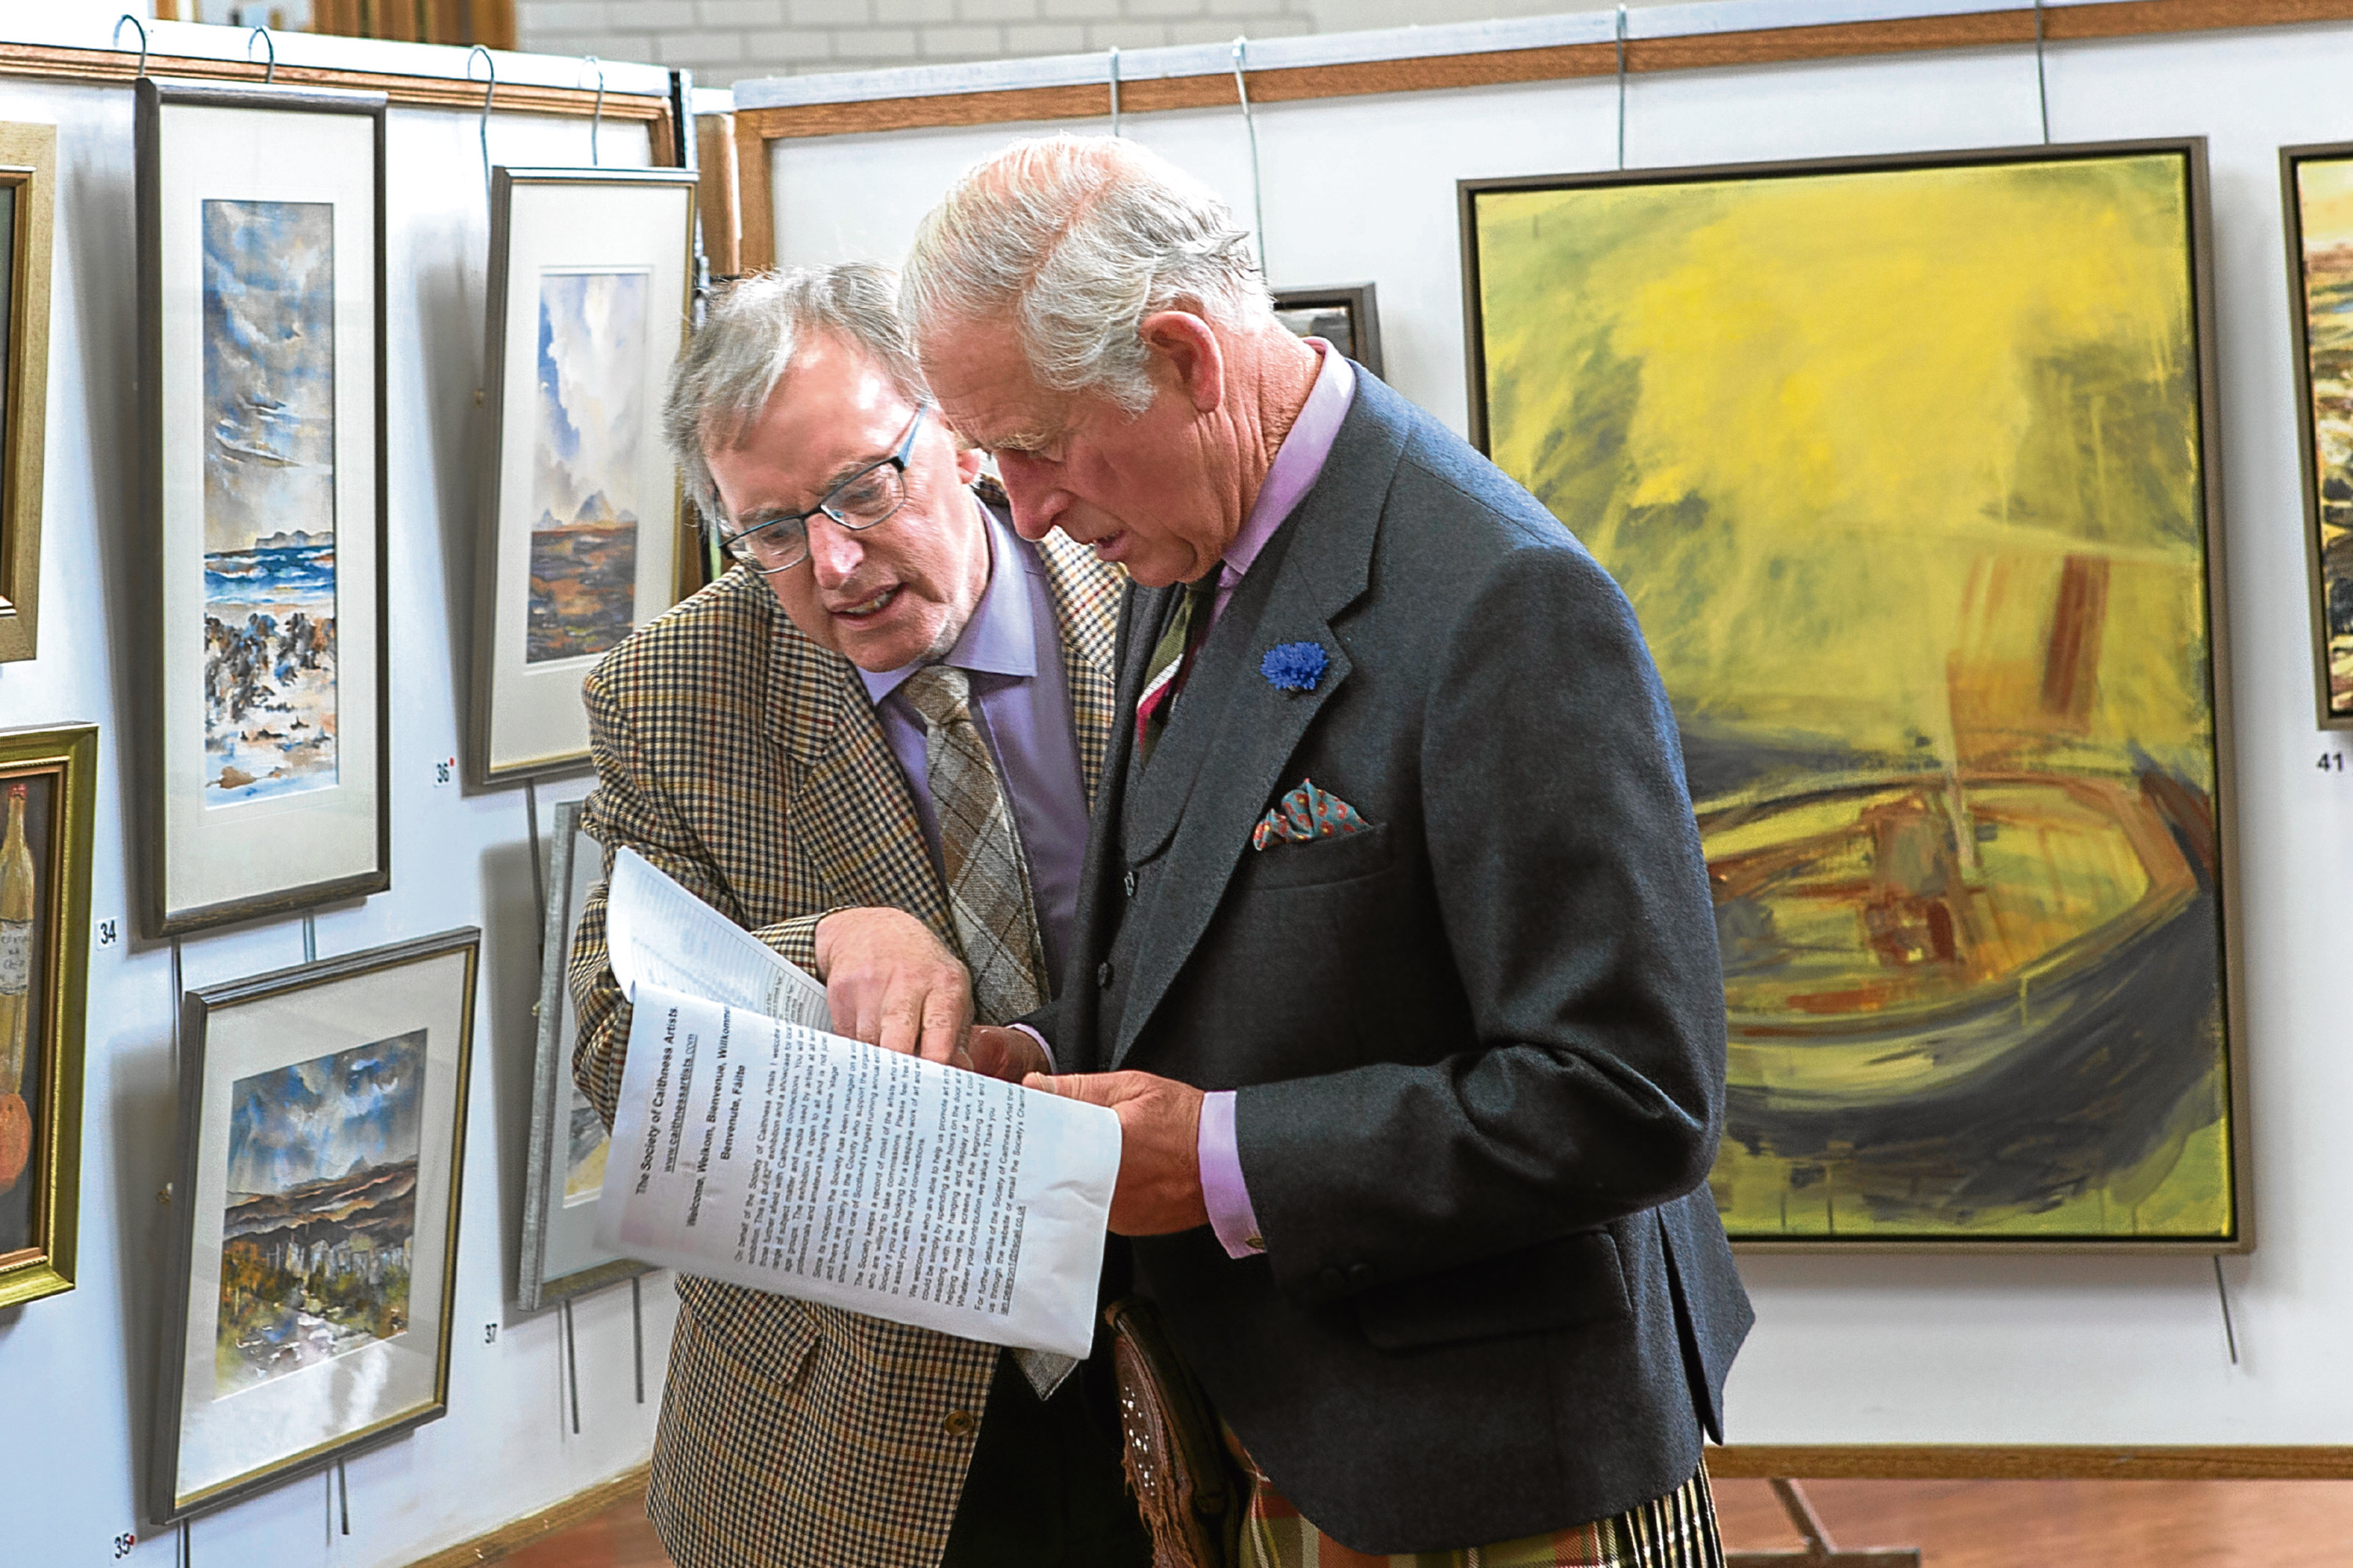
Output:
[{"xmin": 484, "ymin": 1477, "xmax": 2353, "ymax": 1566}]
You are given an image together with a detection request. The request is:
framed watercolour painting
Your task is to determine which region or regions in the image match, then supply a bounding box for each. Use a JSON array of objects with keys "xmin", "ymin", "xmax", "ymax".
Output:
[
  {"xmin": 2281, "ymin": 143, "xmax": 2353, "ymax": 726},
  {"xmin": 471, "ymin": 166, "xmax": 698, "ymax": 786},
  {"xmin": 0, "ymin": 724, "xmax": 93, "ymax": 1311},
  {"xmin": 1271, "ymin": 282, "xmax": 1384, "ymax": 380},
  {"xmin": 1462, "ymin": 140, "xmax": 2244, "ymax": 1252},
  {"xmin": 0, "ymin": 122, "xmax": 56, "ymax": 664},
  {"xmin": 153, "ymin": 927, "xmax": 478, "ymax": 1523},
  {"xmin": 135, "ymin": 80, "xmax": 389, "ymax": 937},
  {"xmin": 518, "ymin": 800, "xmax": 649, "ymax": 1308}
]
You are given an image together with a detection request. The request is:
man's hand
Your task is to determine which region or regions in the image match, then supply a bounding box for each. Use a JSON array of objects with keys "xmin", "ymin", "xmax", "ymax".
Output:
[
  {"xmin": 813, "ymin": 908, "xmax": 972, "ymax": 1064},
  {"xmin": 1024, "ymin": 1070, "xmax": 1207, "ymax": 1235},
  {"xmin": 954, "ymin": 1024, "xmax": 1053, "ymax": 1084}
]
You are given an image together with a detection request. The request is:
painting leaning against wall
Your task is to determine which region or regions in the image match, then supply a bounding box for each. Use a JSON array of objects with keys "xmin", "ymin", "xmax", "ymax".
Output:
[
  {"xmin": 1464, "ymin": 143, "xmax": 2238, "ymax": 1247},
  {"xmin": 200, "ymin": 199, "xmax": 339, "ymax": 807},
  {"xmin": 527, "ymin": 268, "xmax": 647, "ymax": 664}
]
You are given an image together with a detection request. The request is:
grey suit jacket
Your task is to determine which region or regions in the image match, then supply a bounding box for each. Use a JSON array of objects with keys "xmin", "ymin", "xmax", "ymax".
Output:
[{"xmin": 1037, "ymin": 371, "xmax": 1753, "ymax": 1555}]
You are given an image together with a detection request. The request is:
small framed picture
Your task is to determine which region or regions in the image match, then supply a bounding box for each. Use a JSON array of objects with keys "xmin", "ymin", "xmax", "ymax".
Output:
[
  {"xmin": 134, "ymin": 80, "xmax": 391, "ymax": 936},
  {"xmin": 471, "ymin": 166, "xmax": 700, "ymax": 786},
  {"xmin": 0, "ymin": 723, "xmax": 96, "ymax": 1312},
  {"xmin": 153, "ymin": 927, "xmax": 480, "ymax": 1523},
  {"xmin": 1271, "ymin": 282, "xmax": 1384, "ymax": 380},
  {"xmin": 518, "ymin": 799, "xmax": 651, "ymax": 1309},
  {"xmin": 2283, "ymin": 142, "xmax": 2353, "ymax": 726},
  {"xmin": 0, "ymin": 122, "xmax": 56, "ymax": 664}
]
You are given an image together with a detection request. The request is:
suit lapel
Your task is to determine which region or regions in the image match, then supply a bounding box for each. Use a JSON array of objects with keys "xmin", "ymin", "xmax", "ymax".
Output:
[{"xmin": 1105, "ymin": 397, "xmax": 1401, "ymax": 1070}]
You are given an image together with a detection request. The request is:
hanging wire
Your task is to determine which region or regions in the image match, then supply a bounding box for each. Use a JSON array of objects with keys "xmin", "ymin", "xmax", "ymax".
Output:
[
  {"xmin": 524, "ymin": 778, "xmax": 547, "ymax": 950},
  {"xmin": 631, "ymin": 1275, "xmax": 646, "ymax": 1404},
  {"xmin": 583, "ymin": 56, "xmax": 606, "ymax": 166},
  {"xmin": 1615, "ymin": 5, "xmax": 1630, "ymax": 171},
  {"xmin": 2033, "ymin": 0, "xmax": 2050, "ymax": 144},
  {"xmin": 2212, "ymin": 1256, "xmax": 2239, "ymax": 1366},
  {"xmin": 302, "ymin": 912, "xmax": 317, "ymax": 965},
  {"xmin": 246, "ymin": 25, "xmax": 276, "ymax": 85},
  {"xmin": 113, "ymin": 13, "xmax": 149, "ymax": 79},
  {"xmin": 1231, "ymin": 38, "xmax": 1267, "ymax": 278},
  {"xmin": 467, "ymin": 45, "xmax": 496, "ymax": 198},
  {"xmin": 1107, "ymin": 46, "xmax": 1122, "ymax": 137},
  {"xmin": 563, "ymin": 1297, "xmax": 583, "ymax": 1435},
  {"xmin": 336, "ymin": 1459, "xmax": 351, "ymax": 1536}
]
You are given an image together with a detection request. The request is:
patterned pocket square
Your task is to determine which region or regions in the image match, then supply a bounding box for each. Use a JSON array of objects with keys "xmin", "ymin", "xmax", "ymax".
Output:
[{"xmin": 1253, "ymin": 778, "xmax": 1371, "ymax": 850}]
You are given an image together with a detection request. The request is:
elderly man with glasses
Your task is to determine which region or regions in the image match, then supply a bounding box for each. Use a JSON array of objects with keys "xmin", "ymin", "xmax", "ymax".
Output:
[{"xmin": 565, "ymin": 263, "xmax": 1150, "ymax": 1568}]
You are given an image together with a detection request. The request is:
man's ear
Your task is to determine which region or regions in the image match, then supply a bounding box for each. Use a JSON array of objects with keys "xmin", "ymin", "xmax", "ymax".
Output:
[
  {"xmin": 1137, "ymin": 311, "xmax": 1225, "ymax": 414},
  {"xmin": 954, "ymin": 442, "xmax": 984, "ymax": 485}
]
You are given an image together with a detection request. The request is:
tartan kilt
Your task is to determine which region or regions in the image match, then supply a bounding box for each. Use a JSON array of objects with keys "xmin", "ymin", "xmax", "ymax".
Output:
[{"xmin": 1235, "ymin": 1447, "xmax": 1724, "ymax": 1568}]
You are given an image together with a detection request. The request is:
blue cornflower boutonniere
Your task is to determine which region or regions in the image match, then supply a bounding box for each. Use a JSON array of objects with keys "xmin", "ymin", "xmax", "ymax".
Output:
[{"xmin": 1260, "ymin": 641, "xmax": 1329, "ymax": 693}]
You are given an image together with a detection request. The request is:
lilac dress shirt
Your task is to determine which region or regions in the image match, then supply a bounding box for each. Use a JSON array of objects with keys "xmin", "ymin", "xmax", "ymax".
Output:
[
  {"xmin": 1194, "ymin": 343, "xmax": 1358, "ymax": 1259},
  {"xmin": 860, "ymin": 497, "xmax": 1092, "ymax": 999}
]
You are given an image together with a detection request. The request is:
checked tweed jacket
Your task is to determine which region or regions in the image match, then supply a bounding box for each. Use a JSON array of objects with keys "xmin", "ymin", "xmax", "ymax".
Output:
[{"xmin": 567, "ymin": 497, "xmax": 1120, "ymax": 1568}]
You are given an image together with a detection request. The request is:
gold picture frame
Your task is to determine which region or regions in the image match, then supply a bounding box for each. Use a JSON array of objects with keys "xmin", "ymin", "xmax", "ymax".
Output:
[
  {"xmin": 0, "ymin": 123, "xmax": 56, "ymax": 664},
  {"xmin": 0, "ymin": 723, "xmax": 96, "ymax": 1310}
]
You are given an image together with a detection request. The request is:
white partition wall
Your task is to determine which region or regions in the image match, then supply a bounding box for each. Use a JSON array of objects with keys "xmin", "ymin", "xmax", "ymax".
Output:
[
  {"xmin": 0, "ymin": 31, "xmax": 686, "ymax": 1567},
  {"xmin": 755, "ymin": 13, "xmax": 2353, "ymax": 1457}
]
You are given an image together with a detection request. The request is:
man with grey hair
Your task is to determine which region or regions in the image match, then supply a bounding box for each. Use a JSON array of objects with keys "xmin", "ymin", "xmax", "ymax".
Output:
[
  {"xmin": 910, "ymin": 136, "xmax": 1754, "ymax": 1568},
  {"xmin": 566, "ymin": 262, "xmax": 1150, "ymax": 1568}
]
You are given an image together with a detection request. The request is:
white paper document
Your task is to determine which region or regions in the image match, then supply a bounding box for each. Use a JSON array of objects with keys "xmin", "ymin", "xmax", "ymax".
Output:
[
  {"xmin": 603, "ymin": 846, "xmax": 833, "ymax": 1031},
  {"xmin": 595, "ymin": 850, "xmax": 1120, "ymax": 1364}
]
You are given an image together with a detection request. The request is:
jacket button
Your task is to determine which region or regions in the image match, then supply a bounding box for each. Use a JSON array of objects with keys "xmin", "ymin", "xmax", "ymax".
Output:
[
  {"xmin": 1347, "ymin": 1263, "xmax": 1374, "ymax": 1288},
  {"xmin": 944, "ymin": 1409, "xmax": 976, "ymax": 1437},
  {"xmin": 1096, "ymin": 959, "xmax": 1115, "ymax": 989},
  {"xmin": 1123, "ymin": 869, "xmax": 1137, "ymax": 897},
  {"xmin": 1318, "ymin": 1266, "xmax": 1344, "ymax": 1294}
]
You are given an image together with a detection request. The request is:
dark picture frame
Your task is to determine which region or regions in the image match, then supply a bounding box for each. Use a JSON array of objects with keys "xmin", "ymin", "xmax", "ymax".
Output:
[
  {"xmin": 2280, "ymin": 141, "xmax": 2353, "ymax": 728},
  {"xmin": 134, "ymin": 79, "xmax": 391, "ymax": 937},
  {"xmin": 1460, "ymin": 140, "xmax": 2246, "ymax": 1253},
  {"xmin": 1271, "ymin": 282, "xmax": 1383, "ymax": 380},
  {"xmin": 0, "ymin": 122, "xmax": 56, "ymax": 664},
  {"xmin": 518, "ymin": 799, "xmax": 652, "ymax": 1308},
  {"xmin": 471, "ymin": 166, "xmax": 700, "ymax": 788},
  {"xmin": 0, "ymin": 723, "xmax": 95, "ymax": 1311},
  {"xmin": 151, "ymin": 927, "xmax": 479, "ymax": 1523}
]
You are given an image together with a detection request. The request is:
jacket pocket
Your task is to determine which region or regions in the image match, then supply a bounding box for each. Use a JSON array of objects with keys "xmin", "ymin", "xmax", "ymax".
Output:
[
  {"xmin": 678, "ymin": 1276, "xmax": 823, "ymax": 1390},
  {"xmin": 1354, "ymin": 1229, "xmax": 1629, "ymax": 1352},
  {"xmin": 1246, "ymin": 822, "xmax": 1395, "ymax": 891}
]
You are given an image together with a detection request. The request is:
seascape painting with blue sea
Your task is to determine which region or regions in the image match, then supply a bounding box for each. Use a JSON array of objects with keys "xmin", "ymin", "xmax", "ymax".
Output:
[
  {"xmin": 529, "ymin": 269, "xmax": 646, "ymax": 664},
  {"xmin": 201, "ymin": 199, "xmax": 338, "ymax": 807},
  {"xmin": 216, "ymin": 1030, "xmax": 424, "ymax": 1397}
]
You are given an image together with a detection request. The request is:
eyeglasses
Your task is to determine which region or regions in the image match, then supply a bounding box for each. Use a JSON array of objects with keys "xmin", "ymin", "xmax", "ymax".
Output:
[{"xmin": 718, "ymin": 402, "xmax": 932, "ymax": 576}]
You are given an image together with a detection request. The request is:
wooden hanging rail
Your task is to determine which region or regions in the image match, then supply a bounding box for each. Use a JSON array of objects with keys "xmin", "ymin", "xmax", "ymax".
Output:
[
  {"xmin": 730, "ymin": 0, "xmax": 2353, "ymax": 267},
  {"xmin": 1707, "ymin": 1444, "xmax": 2353, "ymax": 1481},
  {"xmin": 0, "ymin": 39, "xmax": 674, "ymax": 140}
]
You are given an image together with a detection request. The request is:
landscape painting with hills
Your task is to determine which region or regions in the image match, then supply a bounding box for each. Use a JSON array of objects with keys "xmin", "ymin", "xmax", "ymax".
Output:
[
  {"xmin": 2293, "ymin": 154, "xmax": 2353, "ymax": 719},
  {"xmin": 528, "ymin": 268, "xmax": 647, "ymax": 664},
  {"xmin": 216, "ymin": 1029, "xmax": 424, "ymax": 1396}
]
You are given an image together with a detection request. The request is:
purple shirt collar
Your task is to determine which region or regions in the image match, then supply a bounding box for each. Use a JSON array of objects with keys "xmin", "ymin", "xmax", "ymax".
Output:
[
  {"xmin": 860, "ymin": 493, "xmax": 1036, "ymax": 704},
  {"xmin": 1219, "ymin": 340, "xmax": 1356, "ymax": 598}
]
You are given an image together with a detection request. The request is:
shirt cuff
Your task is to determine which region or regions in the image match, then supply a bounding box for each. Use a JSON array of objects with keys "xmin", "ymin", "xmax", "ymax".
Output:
[
  {"xmin": 1198, "ymin": 1090, "xmax": 1266, "ymax": 1258},
  {"xmin": 1008, "ymin": 1023, "xmax": 1056, "ymax": 1075}
]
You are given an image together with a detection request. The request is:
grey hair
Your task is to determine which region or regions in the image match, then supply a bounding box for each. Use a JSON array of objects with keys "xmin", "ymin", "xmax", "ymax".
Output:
[
  {"xmin": 663, "ymin": 262, "xmax": 926, "ymax": 527},
  {"xmin": 900, "ymin": 134, "xmax": 1273, "ymax": 413}
]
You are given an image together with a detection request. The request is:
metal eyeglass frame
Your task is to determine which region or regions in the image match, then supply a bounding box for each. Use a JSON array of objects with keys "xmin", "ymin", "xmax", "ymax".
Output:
[{"xmin": 720, "ymin": 401, "xmax": 933, "ymax": 575}]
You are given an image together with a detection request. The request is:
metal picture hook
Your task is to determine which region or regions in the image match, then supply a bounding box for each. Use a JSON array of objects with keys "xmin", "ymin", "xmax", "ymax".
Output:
[
  {"xmin": 1231, "ymin": 37, "xmax": 1267, "ymax": 278},
  {"xmin": 113, "ymin": 13, "xmax": 148, "ymax": 80},
  {"xmin": 584, "ymin": 55, "xmax": 606, "ymax": 166},
  {"xmin": 1107, "ymin": 46, "xmax": 1122, "ymax": 137},
  {"xmin": 1615, "ymin": 4, "xmax": 1629, "ymax": 172},
  {"xmin": 247, "ymin": 25, "xmax": 276, "ymax": 85},
  {"xmin": 2032, "ymin": 0, "xmax": 2051, "ymax": 145},
  {"xmin": 467, "ymin": 45, "xmax": 496, "ymax": 198}
]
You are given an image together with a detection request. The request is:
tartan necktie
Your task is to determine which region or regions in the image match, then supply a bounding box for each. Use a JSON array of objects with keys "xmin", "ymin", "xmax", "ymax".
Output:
[
  {"xmin": 1133, "ymin": 572, "xmax": 1221, "ymax": 765},
  {"xmin": 900, "ymin": 665, "xmax": 1049, "ymax": 1025}
]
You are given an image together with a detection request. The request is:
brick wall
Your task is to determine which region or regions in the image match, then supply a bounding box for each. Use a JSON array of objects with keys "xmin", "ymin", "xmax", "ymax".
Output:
[{"xmin": 517, "ymin": 0, "xmax": 1326, "ymax": 85}]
